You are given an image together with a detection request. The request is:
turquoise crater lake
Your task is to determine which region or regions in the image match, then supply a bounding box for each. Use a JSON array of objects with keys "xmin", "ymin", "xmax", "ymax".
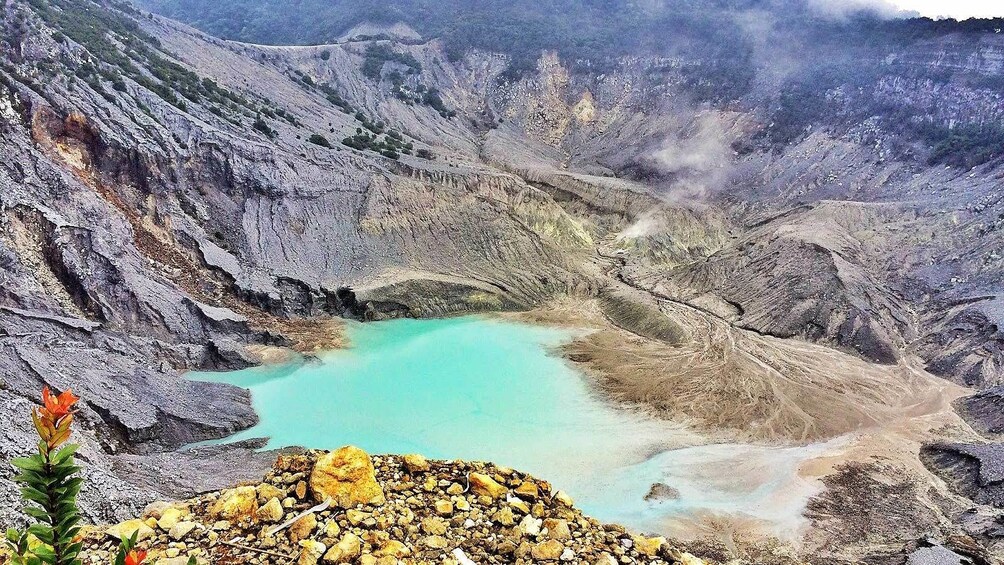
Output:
[{"xmin": 189, "ymin": 316, "xmax": 837, "ymax": 538}]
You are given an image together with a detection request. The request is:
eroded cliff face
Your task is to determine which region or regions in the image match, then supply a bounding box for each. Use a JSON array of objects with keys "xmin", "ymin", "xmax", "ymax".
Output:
[
  {"xmin": 468, "ymin": 37, "xmax": 1004, "ymax": 387},
  {"xmin": 0, "ymin": 0, "xmax": 603, "ymax": 526},
  {"xmin": 3, "ymin": 0, "xmax": 1004, "ymax": 560}
]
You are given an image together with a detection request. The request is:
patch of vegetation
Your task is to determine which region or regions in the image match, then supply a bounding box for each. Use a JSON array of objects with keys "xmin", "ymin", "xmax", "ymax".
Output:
[
  {"xmin": 313, "ymin": 82, "xmax": 354, "ymax": 113},
  {"xmin": 919, "ymin": 123, "xmax": 1004, "ymax": 169},
  {"xmin": 342, "ymin": 127, "xmax": 412, "ymax": 159},
  {"xmin": 273, "ymin": 107, "xmax": 299, "ymax": 126},
  {"xmin": 308, "ymin": 133, "xmax": 332, "ymax": 147},
  {"xmin": 27, "ymin": 0, "xmax": 253, "ymax": 115},
  {"xmin": 419, "ymin": 87, "xmax": 454, "ymax": 118},
  {"xmin": 361, "ymin": 43, "xmax": 421, "ymax": 80},
  {"xmin": 387, "ymin": 71, "xmax": 454, "ymax": 118},
  {"xmin": 252, "ymin": 114, "xmax": 277, "ymax": 138},
  {"xmin": 287, "ymin": 72, "xmax": 427, "ymax": 159}
]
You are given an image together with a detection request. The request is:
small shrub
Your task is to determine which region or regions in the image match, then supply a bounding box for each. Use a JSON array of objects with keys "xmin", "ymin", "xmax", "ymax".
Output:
[
  {"xmin": 308, "ymin": 133, "xmax": 332, "ymax": 148},
  {"xmin": 252, "ymin": 115, "xmax": 277, "ymax": 138}
]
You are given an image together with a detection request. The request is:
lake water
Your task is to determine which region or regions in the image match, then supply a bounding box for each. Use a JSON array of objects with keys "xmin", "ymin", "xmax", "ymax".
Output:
[{"xmin": 189, "ymin": 316, "xmax": 839, "ymax": 539}]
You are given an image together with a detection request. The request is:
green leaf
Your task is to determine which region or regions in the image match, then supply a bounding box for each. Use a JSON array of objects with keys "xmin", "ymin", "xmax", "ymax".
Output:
[
  {"xmin": 55, "ymin": 512, "xmax": 80, "ymax": 531},
  {"xmin": 19, "ymin": 483, "xmax": 47, "ymax": 497},
  {"xmin": 14, "ymin": 469, "xmax": 52, "ymax": 487},
  {"xmin": 55, "ymin": 477, "xmax": 84, "ymax": 498},
  {"xmin": 27, "ymin": 524, "xmax": 54, "ymax": 545},
  {"xmin": 49, "ymin": 464, "xmax": 81, "ymax": 478},
  {"xmin": 54, "ymin": 501, "xmax": 78, "ymax": 518},
  {"xmin": 19, "ymin": 486, "xmax": 49, "ymax": 506},
  {"xmin": 50, "ymin": 445, "xmax": 78, "ymax": 465},
  {"xmin": 49, "ymin": 443, "xmax": 77, "ymax": 465},
  {"xmin": 55, "ymin": 528, "xmax": 76, "ymax": 546},
  {"xmin": 66, "ymin": 540, "xmax": 83, "ymax": 554},
  {"xmin": 23, "ymin": 507, "xmax": 49, "ymax": 521},
  {"xmin": 11, "ymin": 457, "xmax": 45, "ymax": 472}
]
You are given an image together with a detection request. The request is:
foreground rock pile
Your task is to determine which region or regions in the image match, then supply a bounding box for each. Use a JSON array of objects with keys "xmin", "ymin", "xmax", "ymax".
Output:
[{"xmin": 73, "ymin": 446, "xmax": 707, "ymax": 564}]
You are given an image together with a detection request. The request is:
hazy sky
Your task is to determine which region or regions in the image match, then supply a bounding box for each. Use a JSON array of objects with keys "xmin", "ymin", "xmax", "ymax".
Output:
[{"xmin": 888, "ymin": 0, "xmax": 1004, "ymax": 19}]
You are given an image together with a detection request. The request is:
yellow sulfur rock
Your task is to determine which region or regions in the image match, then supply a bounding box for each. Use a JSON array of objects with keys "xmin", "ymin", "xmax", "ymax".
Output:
[
  {"xmin": 553, "ymin": 490, "xmax": 574, "ymax": 507},
  {"xmin": 106, "ymin": 519, "xmax": 155, "ymax": 542},
  {"xmin": 157, "ymin": 507, "xmax": 186, "ymax": 531},
  {"xmin": 210, "ymin": 486, "xmax": 258, "ymax": 520},
  {"xmin": 374, "ymin": 540, "xmax": 411, "ymax": 558},
  {"xmin": 514, "ymin": 481, "xmax": 539, "ymax": 500},
  {"xmin": 323, "ymin": 533, "xmax": 361, "ymax": 564},
  {"xmin": 309, "ymin": 446, "xmax": 386, "ymax": 507},
  {"xmin": 323, "ymin": 520, "xmax": 341, "ymax": 538},
  {"xmin": 298, "ymin": 540, "xmax": 326, "ymax": 565},
  {"xmin": 531, "ymin": 539, "xmax": 565, "ymax": 561},
  {"xmin": 256, "ymin": 483, "xmax": 285, "ymax": 504},
  {"xmin": 632, "ymin": 535, "xmax": 666, "ymax": 557},
  {"xmin": 403, "ymin": 454, "xmax": 430, "ymax": 473},
  {"xmin": 435, "ymin": 499, "xmax": 454, "ymax": 516},
  {"xmin": 509, "ymin": 499, "xmax": 530, "ymax": 514},
  {"xmin": 288, "ymin": 513, "xmax": 317, "ymax": 543},
  {"xmin": 256, "ymin": 497, "xmax": 284, "ymax": 523},
  {"xmin": 469, "ymin": 473, "xmax": 507, "ymax": 499}
]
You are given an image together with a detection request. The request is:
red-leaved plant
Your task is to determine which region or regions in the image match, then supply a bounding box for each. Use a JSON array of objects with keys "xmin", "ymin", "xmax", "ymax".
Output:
[
  {"xmin": 4, "ymin": 388, "xmax": 190, "ymax": 565},
  {"xmin": 5, "ymin": 387, "xmax": 83, "ymax": 565}
]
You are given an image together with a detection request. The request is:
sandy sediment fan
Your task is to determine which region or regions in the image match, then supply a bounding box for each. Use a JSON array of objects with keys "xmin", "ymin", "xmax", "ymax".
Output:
[{"xmin": 73, "ymin": 446, "xmax": 709, "ymax": 565}]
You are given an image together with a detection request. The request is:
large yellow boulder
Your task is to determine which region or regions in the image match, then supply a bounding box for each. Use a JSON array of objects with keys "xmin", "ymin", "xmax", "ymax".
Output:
[
  {"xmin": 298, "ymin": 540, "xmax": 327, "ymax": 565},
  {"xmin": 156, "ymin": 507, "xmax": 187, "ymax": 531},
  {"xmin": 106, "ymin": 519, "xmax": 155, "ymax": 542},
  {"xmin": 323, "ymin": 533, "xmax": 362, "ymax": 563},
  {"xmin": 289, "ymin": 513, "xmax": 317, "ymax": 543},
  {"xmin": 531, "ymin": 540, "xmax": 565, "ymax": 561},
  {"xmin": 633, "ymin": 535, "xmax": 667, "ymax": 557},
  {"xmin": 309, "ymin": 446, "xmax": 386, "ymax": 507},
  {"xmin": 210, "ymin": 486, "xmax": 259, "ymax": 520},
  {"xmin": 403, "ymin": 454, "xmax": 430, "ymax": 473},
  {"xmin": 469, "ymin": 472, "xmax": 507, "ymax": 499}
]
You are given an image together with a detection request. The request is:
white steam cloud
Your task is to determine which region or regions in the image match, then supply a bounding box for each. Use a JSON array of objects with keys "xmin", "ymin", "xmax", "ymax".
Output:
[
  {"xmin": 808, "ymin": 0, "xmax": 1004, "ymax": 20},
  {"xmin": 645, "ymin": 113, "xmax": 733, "ymax": 203},
  {"xmin": 805, "ymin": 0, "xmax": 904, "ymax": 19}
]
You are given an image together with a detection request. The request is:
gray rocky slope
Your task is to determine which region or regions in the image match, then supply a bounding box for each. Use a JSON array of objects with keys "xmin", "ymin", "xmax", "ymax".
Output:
[{"xmin": 3, "ymin": 0, "xmax": 1004, "ymax": 560}]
